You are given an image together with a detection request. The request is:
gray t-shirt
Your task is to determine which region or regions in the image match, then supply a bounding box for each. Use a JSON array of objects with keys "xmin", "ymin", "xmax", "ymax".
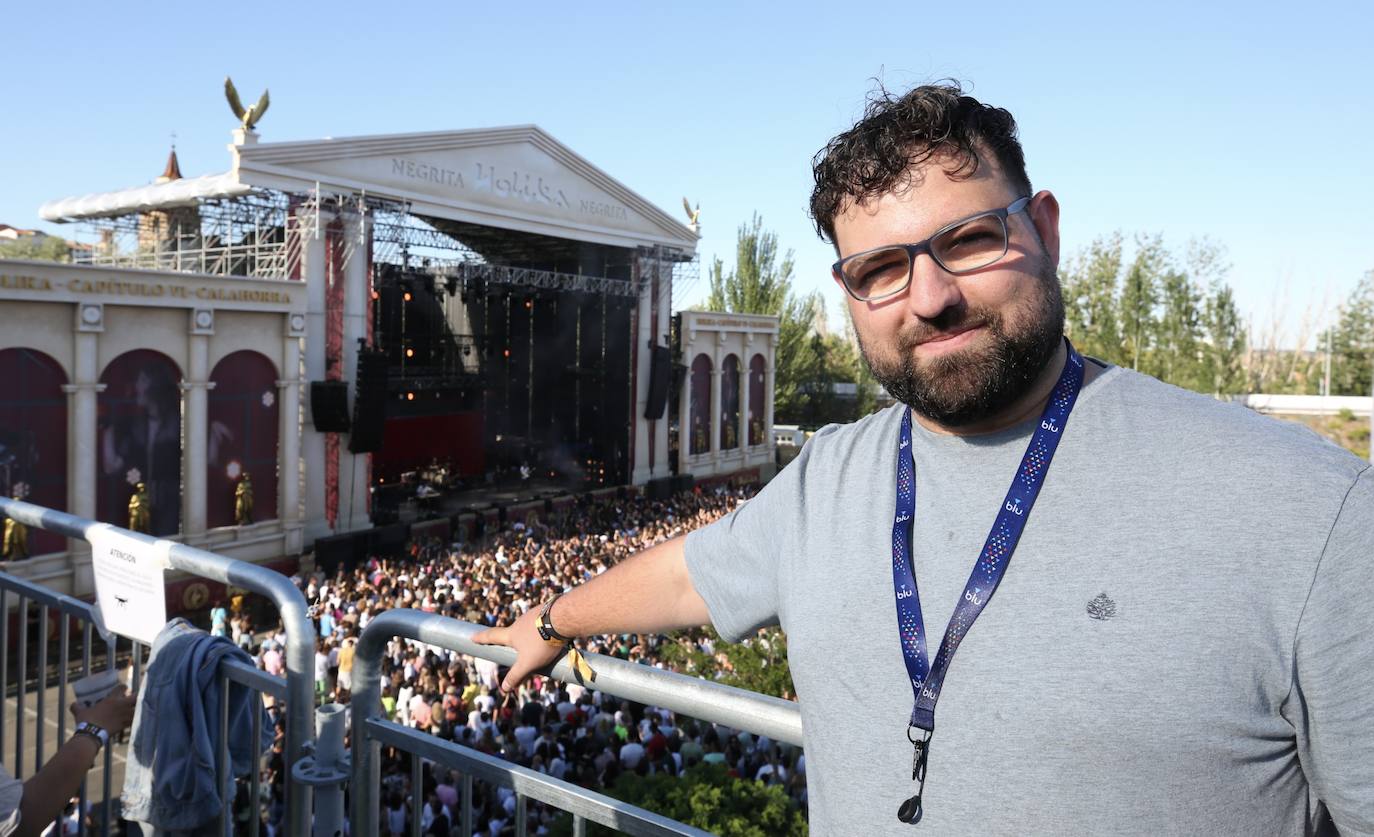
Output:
[{"xmin": 685, "ymin": 363, "xmax": 1374, "ymax": 836}]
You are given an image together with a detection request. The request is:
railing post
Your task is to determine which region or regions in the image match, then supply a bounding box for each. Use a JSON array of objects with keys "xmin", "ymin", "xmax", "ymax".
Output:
[
  {"xmin": 349, "ymin": 615, "xmax": 390, "ymax": 837},
  {"xmin": 292, "ymin": 703, "xmax": 348, "ymax": 837}
]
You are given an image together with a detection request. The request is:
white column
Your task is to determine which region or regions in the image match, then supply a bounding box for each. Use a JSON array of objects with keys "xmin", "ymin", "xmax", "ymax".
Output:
[
  {"xmin": 676, "ymin": 344, "xmax": 691, "ymax": 474},
  {"xmin": 278, "ymin": 335, "xmax": 303, "ymax": 525},
  {"xmin": 66, "ymin": 330, "xmax": 101, "ymax": 524},
  {"xmin": 182, "ymin": 333, "xmax": 211, "ymax": 536},
  {"xmin": 709, "ymin": 352, "xmax": 722, "ymax": 470},
  {"xmin": 339, "ymin": 209, "xmax": 371, "ymax": 532},
  {"xmin": 765, "ymin": 354, "xmax": 777, "ymax": 454},
  {"xmin": 64, "ymin": 325, "xmax": 101, "ymax": 595},
  {"xmin": 652, "ymin": 273, "xmax": 671, "ymax": 477},
  {"xmin": 631, "ymin": 269, "xmax": 653, "ymax": 484},
  {"xmin": 737, "ymin": 353, "xmax": 747, "ymax": 457},
  {"xmin": 302, "ymin": 206, "xmax": 331, "ymax": 541}
]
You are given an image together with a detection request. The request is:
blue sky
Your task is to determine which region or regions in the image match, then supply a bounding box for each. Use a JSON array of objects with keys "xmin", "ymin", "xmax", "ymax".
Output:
[{"xmin": 2, "ymin": 0, "xmax": 1369, "ymax": 346}]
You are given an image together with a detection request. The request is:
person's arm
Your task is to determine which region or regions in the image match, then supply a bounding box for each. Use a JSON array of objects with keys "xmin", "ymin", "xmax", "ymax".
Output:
[
  {"xmin": 16, "ymin": 690, "xmax": 136, "ymax": 837},
  {"xmin": 473, "ymin": 534, "xmax": 709, "ymax": 692}
]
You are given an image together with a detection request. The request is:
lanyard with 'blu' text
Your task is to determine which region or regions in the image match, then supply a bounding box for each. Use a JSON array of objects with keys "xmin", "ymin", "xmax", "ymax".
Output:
[{"xmin": 892, "ymin": 340, "xmax": 1084, "ymax": 824}]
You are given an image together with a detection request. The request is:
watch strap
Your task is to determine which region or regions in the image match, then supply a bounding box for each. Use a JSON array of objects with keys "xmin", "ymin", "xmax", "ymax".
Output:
[
  {"xmin": 535, "ymin": 595, "xmax": 572, "ymax": 646},
  {"xmin": 74, "ymin": 721, "xmax": 109, "ymax": 750}
]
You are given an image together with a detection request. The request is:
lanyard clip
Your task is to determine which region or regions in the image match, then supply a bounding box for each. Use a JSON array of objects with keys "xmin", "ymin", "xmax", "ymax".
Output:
[
  {"xmin": 899, "ymin": 727, "xmax": 932, "ymax": 824},
  {"xmin": 907, "ymin": 726, "xmax": 932, "ymax": 781}
]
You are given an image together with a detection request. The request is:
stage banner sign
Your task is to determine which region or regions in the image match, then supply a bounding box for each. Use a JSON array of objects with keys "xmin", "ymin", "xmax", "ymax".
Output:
[{"xmin": 88, "ymin": 526, "xmax": 170, "ymax": 645}]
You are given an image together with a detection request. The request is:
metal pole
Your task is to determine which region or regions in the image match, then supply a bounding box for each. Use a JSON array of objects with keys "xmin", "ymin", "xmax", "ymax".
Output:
[
  {"xmin": 351, "ymin": 607, "xmax": 804, "ymax": 836},
  {"xmin": 35, "ymin": 604, "xmax": 48, "ymax": 774},
  {"xmin": 16, "ymin": 596, "xmax": 26, "ymax": 778},
  {"xmin": 312, "ymin": 703, "xmax": 347, "ymax": 837}
]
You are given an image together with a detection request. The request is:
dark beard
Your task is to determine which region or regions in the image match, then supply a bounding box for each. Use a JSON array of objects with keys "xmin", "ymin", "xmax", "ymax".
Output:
[{"xmin": 857, "ymin": 266, "xmax": 1065, "ymax": 428}]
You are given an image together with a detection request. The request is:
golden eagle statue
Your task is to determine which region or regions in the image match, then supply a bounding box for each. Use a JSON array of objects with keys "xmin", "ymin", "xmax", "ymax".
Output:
[
  {"xmin": 224, "ymin": 77, "xmax": 270, "ymax": 131},
  {"xmin": 682, "ymin": 197, "xmax": 701, "ymax": 227}
]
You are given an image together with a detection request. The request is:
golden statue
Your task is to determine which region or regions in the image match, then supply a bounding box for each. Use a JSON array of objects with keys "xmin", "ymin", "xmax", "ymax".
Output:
[
  {"xmin": 224, "ymin": 77, "xmax": 270, "ymax": 131},
  {"xmin": 751, "ymin": 416, "xmax": 764, "ymax": 446},
  {"xmin": 692, "ymin": 417, "xmax": 707, "ymax": 453},
  {"xmin": 681, "ymin": 197, "xmax": 701, "ymax": 227},
  {"xmin": 2, "ymin": 486, "xmax": 27, "ymax": 560},
  {"xmin": 128, "ymin": 482, "xmax": 151, "ymax": 533},
  {"xmin": 235, "ymin": 472, "xmax": 254, "ymax": 525},
  {"xmin": 724, "ymin": 420, "xmax": 737, "ymax": 449}
]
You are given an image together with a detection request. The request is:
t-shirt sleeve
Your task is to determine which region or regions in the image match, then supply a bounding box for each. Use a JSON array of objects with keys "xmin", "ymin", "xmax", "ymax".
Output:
[
  {"xmin": 684, "ymin": 426, "xmax": 836, "ymax": 642},
  {"xmin": 1291, "ymin": 465, "xmax": 1374, "ymax": 834}
]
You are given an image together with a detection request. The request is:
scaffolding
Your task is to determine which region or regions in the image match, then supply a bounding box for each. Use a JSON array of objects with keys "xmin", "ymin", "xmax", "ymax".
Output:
[
  {"xmin": 69, "ymin": 190, "xmax": 304, "ymax": 279},
  {"xmin": 62, "ymin": 190, "xmax": 699, "ymax": 299}
]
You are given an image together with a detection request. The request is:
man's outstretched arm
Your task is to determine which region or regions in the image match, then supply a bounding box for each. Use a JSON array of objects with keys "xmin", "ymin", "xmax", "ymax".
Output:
[{"xmin": 472, "ymin": 534, "xmax": 710, "ymax": 693}]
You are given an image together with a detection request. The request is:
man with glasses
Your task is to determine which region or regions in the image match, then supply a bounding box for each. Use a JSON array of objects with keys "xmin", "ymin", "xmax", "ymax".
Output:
[{"xmin": 478, "ymin": 82, "xmax": 1373, "ymax": 834}]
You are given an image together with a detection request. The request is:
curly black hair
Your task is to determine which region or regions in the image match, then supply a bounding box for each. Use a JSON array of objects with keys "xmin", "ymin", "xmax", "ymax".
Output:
[{"xmin": 809, "ymin": 81, "xmax": 1031, "ymax": 245}]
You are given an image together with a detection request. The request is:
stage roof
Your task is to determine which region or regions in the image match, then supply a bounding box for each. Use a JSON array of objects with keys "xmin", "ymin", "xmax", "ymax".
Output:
[
  {"xmin": 39, "ymin": 172, "xmax": 250, "ymax": 222},
  {"xmin": 40, "ymin": 125, "xmax": 700, "ymax": 256}
]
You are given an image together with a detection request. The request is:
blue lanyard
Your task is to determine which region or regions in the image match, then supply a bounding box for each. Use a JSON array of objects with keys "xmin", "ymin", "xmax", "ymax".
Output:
[{"xmin": 892, "ymin": 341, "xmax": 1085, "ymax": 824}]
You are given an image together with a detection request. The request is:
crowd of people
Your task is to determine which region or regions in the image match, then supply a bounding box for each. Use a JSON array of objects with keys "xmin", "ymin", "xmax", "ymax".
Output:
[{"xmin": 233, "ymin": 484, "xmax": 805, "ymax": 836}]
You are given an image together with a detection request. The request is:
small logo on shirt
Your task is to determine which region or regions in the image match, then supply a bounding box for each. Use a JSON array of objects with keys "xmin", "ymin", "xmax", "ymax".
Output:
[{"xmin": 1086, "ymin": 592, "xmax": 1117, "ymax": 621}]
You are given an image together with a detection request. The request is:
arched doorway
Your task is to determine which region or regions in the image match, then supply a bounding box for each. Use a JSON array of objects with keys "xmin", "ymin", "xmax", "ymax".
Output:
[
  {"xmin": 689, "ymin": 354, "xmax": 711, "ymax": 455},
  {"xmin": 720, "ymin": 355, "xmax": 740, "ymax": 450},
  {"xmin": 98, "ymin": 350, "xmax": 182, "ymax": 536},
  {"xmin": 208, "ymin": 351, "xmax": 280, "ymax": 528},
  {"xmin": 0, "ymin": 348, "xmax": 68, "ymax": 555}
]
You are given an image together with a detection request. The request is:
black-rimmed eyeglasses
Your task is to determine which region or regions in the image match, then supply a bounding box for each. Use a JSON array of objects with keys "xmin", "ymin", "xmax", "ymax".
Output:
[{"xmin": 832, "ymin": 196, "xmax": 1032, "ymax": 302}]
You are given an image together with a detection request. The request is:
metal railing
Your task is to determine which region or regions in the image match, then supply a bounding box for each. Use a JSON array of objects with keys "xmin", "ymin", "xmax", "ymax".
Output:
[
  {"xmin": 350, "ymin": 609, "xmax": 804, "ymax": 837},
  {"xmin": 0, "ymin": 498, "xmax": 316, "ymax": 836},
  {"xmin": 0, "ymin": 572, "xmax": 121, "ymax": 835},
  {"xmin": 2, "ymin": 499, "xmax": 809, "ymax": 836}
]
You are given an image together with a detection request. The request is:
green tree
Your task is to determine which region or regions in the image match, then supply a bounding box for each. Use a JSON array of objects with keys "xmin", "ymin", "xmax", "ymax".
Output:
[
  {"xmin": 1119, "ymin": 234, "xmax": 1165, "ymax": 373},
  {"xmin": 658, "ymin": 626, "xmax": 794, "ymax": 700},
  {"xmin": 704, "ymin": 215, "xmax": 819, "ymax": 424},
  {"xmin": 1061, "ymin": 232, "xmax": 1123, "ymax": 364},
  {"xmin": 706, "ymin": 214, "xmax": 792, "ymax": 315},
  {"xmin": 1201, "ymin": 282, "xmax": 1247, "ymax": 395},
  {"xmin": 1156, "ymin": 267, "xmax": 1204, "ymax": 390},
  {"xmin": 1325, "ymin": 271, "xmax": 1374, "ymax": 396},
  {"xmin": 1060, "ymin": 234, "xmax": 1251, "ymax": 395},
  {"xmin": 553, "ymin": 763, "xmax": 807, "ymax": 837},
  {"xmin": 0, "ymin": 234, "xmax": 71, "ymax": 263}
]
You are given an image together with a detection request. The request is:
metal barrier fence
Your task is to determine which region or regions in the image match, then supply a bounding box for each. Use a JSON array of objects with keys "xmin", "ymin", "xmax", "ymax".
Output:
[
  {"xmin": 2, "ymin": 499, "xmax": 808, "ymax": 836},
  {"xmin": 351, "ymin": 609, "xmax": 804, "ymax": 837},
  {"xmin": 0, "ymin": 498, "xmax": 315, "ymax": 836}
]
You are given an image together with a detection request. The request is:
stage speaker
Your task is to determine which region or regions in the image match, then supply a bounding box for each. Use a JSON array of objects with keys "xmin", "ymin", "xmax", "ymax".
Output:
[
  {"xmin": 348, "ymin": 350, "xmax": 388, "ymax": 454},
  {"xmin": 646, "ymin": 476, "xmax": 674, "ymax": 501},
  {"xmin": 310, "ymin": 381, "xmax": 351, "ymax": 433},
  {"xmin": 644, "ymin": 344, "xmax": 672, "ymax": 420},
  {"xmin": 672, "ymin": 474, "xmax": 694, "ymax": 495}
]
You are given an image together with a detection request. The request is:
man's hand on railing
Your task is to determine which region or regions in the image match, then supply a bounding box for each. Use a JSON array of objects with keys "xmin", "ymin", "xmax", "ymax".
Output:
[
  {"xmin": 474, "ymin": 535, "xmax": 710, "ymax": 695},
  {"xmin": 472, "ymin": 605, "xmax": 565, "ymax": 694}
]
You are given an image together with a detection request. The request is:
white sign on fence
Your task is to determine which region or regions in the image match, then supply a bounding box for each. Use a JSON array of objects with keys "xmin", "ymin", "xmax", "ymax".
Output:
[{"xmin": 88, "ymin": 527, "xmax": 170, "ymax": 645}]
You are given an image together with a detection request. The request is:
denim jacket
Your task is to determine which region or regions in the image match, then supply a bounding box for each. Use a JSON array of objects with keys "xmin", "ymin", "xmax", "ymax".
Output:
[{"xmin": 121, "ymin": 618, "xmax": 274, "ymax": 831}]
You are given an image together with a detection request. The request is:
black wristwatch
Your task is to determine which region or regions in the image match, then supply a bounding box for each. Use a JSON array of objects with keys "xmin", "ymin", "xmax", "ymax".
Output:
[
  {"xmin": 73, "ymin": 721, "xmax": 109, "ymax": 752},
  {"xmin": 535, "ymin": 594, "xmax": 572, "ymax": 647}
]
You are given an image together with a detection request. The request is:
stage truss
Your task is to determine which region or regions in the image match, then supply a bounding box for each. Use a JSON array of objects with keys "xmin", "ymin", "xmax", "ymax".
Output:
[{"xmin": 61, "ymin": 190, "xmax": 699, "ymax": 300}]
